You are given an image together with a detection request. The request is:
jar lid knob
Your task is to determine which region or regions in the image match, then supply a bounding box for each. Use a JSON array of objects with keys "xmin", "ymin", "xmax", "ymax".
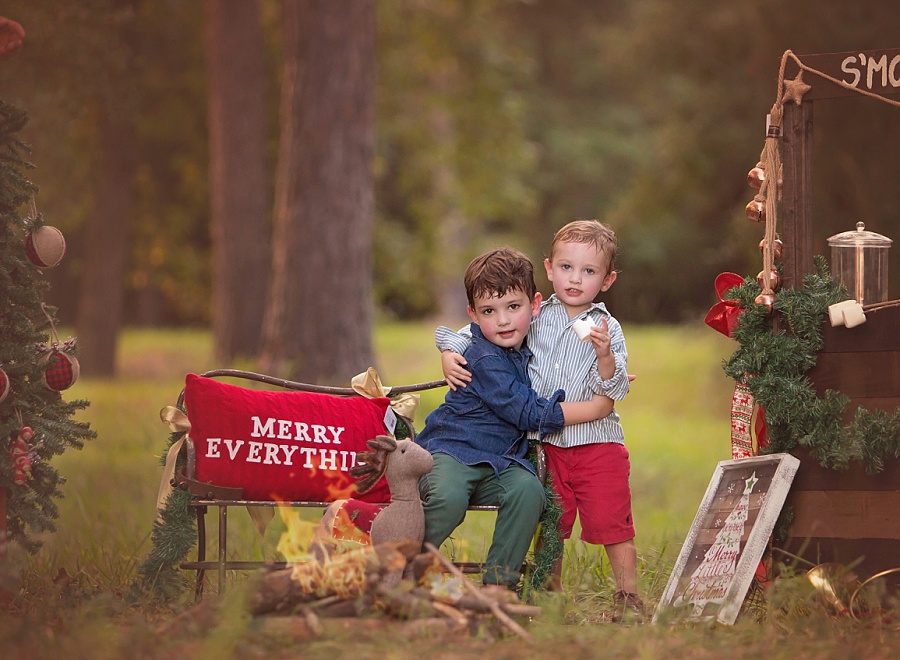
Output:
[{"xmin": 856, "ymin": 222, "xmax": 865, "ymax": 231}]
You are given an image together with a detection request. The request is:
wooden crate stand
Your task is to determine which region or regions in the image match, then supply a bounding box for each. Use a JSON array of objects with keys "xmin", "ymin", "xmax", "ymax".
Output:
[{"xmin": 776, "ymin": 50, "xmax": 900, "ymax": 577}]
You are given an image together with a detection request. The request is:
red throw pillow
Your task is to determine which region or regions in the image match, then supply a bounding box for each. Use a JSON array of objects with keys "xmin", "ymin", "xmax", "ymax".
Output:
[{"xmin": 183, "ymin": 374, "xmax": 392, "ymax": 503}]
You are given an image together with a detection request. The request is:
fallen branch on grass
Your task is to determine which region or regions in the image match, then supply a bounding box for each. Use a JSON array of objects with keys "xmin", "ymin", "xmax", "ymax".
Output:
[{"xmin": 423, "ymin": 541, "xmax": 533, "ymax": 641}]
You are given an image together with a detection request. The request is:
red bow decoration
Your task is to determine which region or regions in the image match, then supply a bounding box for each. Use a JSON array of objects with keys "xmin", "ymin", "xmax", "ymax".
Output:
[{"xmin": 704, "ymin": 272, "xmax": 745, "ymax": 338}]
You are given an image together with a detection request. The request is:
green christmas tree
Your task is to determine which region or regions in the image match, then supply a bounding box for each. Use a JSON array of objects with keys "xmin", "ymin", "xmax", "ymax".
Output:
[{"xmin": 0, "ymin": 100, "xmax": 95, "ymax": 554}]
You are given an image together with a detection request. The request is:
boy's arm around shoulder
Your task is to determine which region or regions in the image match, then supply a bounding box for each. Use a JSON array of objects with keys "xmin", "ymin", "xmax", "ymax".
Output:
[
  {"xmin": 435, "ymin": 325, "xmax": 473, "ymax": 390},
  {"xmin": 435, "ymin": 325, "xmax": 472, "ymax": 355},
  {"xmin": 467, "ymin": 351, "xmax": 566, "ymax": 438}
]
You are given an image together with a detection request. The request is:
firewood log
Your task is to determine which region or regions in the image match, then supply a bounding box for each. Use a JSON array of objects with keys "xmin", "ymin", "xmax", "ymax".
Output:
[{"xmin": 249, "ymin": 540, "xmax": 417, "ymax": 615}]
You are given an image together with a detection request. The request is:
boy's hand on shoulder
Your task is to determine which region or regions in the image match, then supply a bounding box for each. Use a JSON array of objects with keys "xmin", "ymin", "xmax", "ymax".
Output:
[{"xmin": 441, "ymin": 350, "xmax": 471, "ymax": 391}]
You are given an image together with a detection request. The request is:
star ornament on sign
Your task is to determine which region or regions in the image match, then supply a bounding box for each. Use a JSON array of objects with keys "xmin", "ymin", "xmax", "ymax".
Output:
[
  {"xmin": 744, "ymin": 472, "xmax": 759, "ymax": 494},
  {"xmin": 783, "ymin": 71, "xmax": 812, "ymax": 105}
]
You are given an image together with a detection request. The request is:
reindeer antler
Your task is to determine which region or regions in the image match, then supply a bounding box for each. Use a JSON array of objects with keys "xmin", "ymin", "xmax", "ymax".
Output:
[{"xmin": 350, "ymin": 435, "xmax": 397, "ymax": 494}]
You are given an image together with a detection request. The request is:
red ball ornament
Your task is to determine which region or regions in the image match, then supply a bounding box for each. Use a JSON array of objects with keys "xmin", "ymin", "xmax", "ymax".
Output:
[
  {"xmin": 25, "ymin": 225, "xmax": 67, "ymax": 268},
  {"xmin": 0, "ymin": 367, "xmax": 9, "ymax": 403},
  {"xmin": 40, "ymin": 349, "xmax": 80, "ymax": 391},
  {"xmin": 745, "ymin": 200, "xmax": 766, "ymax": 223}
]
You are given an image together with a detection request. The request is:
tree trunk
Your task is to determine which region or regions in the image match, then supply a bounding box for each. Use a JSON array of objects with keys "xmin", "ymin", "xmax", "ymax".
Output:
[
  {"xmin": 428, "ymin": 105, "xmax": 470, "ymax": 320},
  {"xmin": 260, "ymin": 0, "xmax": 376, "ymax": 383},
  {"xmin": 205, "ymin": 0, "xmax": 271, "ymax": 363},
  {"xmin": 75, "ymin": 109, "xmax": 136, "ymax": 377}
]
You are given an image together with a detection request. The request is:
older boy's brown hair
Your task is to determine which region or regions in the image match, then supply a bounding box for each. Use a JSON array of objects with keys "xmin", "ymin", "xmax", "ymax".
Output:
[
  {"xmin": 464, "ymin": 247, "xmax": 537, "ymax": 308},
  {"xmin": 549, "ymin": 219, "xmax": 618, "ymax": 274}
]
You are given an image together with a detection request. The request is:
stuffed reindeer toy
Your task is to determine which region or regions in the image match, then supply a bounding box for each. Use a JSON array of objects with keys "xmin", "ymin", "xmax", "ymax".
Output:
[{"xmin": 313, "ymin": 435, "xmax": 434, "ymax": 583}]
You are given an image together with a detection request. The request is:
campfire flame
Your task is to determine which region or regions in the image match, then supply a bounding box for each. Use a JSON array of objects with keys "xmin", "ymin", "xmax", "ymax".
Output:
[
  {"xmin": 275, "ymin": 499, "xmax": 377, "ymax": 599},
  {"xmin": 275, "ymin": 506, "xmax": 319, "ymax": 564},
  {"xmin": 324, "ymin": 475, "xmax": 357, "ymax": 501},
  {"xmin": 289, "ymin": 545, "xmax": 376, "ymax": 598}
]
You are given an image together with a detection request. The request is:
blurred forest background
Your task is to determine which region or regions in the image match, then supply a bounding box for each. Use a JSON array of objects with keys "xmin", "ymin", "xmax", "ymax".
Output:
[{"xmin": 1, "ymin": 0, "xmax": 898, "ymax": 382}]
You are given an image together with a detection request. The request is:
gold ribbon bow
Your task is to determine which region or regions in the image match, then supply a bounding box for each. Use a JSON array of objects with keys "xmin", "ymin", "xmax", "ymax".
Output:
[
  {"xmin": 350, "ymin": 367, "xmax": 420, "ymax": 422},
  {"xmin": 155, "ymin": 404, "xmax": 275, "ymax": 535},
  {"xmin": 155, "ymin": 406, "xmax": 191, "ymax": 521}
]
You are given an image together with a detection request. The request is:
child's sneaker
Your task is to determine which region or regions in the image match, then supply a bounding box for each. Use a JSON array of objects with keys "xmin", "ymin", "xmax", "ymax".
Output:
[{"xmin": 611, "ymin": 590, "xmax": 645, "ymax": 623}]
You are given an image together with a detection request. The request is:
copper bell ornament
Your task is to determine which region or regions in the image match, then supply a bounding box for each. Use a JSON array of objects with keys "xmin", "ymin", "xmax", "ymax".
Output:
[
  {"xmin": 754, "ymin": 292, "xmax": 776, "ymax": 315},
  {"xmin": 745, "ymin": 200, "xmax": 766, "ymax": 223},
  {"xmin": 759, "ymin": 238, "xmax": 784, "ymax": 261},
  {"xmin": 747, "ymin": 163, "xmax": 765, "ymax": 190},
  {"xmin": 757, "ymin": 269, "xmax": 782, "ymax": 293}
]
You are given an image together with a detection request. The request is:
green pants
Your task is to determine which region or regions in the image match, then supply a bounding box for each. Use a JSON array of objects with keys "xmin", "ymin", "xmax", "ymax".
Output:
[{"xmin": 418, "ymin": 452, "xmax": 545, "ymax": 588}]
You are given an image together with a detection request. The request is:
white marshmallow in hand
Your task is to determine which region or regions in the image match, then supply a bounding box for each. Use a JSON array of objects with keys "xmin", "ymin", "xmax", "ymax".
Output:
[{"xmin": 572, "ymin": 317, "xmax": 596, "ymax": 342}]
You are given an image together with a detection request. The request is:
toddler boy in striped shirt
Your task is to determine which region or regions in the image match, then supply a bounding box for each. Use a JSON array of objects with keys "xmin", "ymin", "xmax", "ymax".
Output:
[{"xmin": 437, "ymin": 220, "xmax": 642, "ymax": 619}]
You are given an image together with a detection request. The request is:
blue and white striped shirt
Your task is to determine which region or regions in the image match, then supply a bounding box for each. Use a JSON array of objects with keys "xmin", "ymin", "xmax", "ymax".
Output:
[{"xmin": 435, "ymin": 294, "xmax": 629, "ymax": 448}]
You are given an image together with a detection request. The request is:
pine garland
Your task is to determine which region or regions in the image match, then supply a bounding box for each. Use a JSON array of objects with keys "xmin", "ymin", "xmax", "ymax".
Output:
[
  {"xmin": 723, "ymin": 255, "xmax": 900, "ymax": 473},
  {"xmin": 131, "ymin": 429, "xmax": 194, "ymax": 602},
  {"xmin": 527, "ymin": 471, "xmax": 564, "ymax": 594}
]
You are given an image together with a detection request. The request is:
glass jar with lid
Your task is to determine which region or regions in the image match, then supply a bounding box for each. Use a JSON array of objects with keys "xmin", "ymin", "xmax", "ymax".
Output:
[{"xmin": 826, "ymin": 222, "xmax": 892, "ymax": 305}]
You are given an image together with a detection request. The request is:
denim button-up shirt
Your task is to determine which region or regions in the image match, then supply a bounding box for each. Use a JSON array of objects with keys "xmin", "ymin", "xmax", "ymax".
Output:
[{"xmin": 416, "ymin": 323, "xmax": 566, "ymax": 476}]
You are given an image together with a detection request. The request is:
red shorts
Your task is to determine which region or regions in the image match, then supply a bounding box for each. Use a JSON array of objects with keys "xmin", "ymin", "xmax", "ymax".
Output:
[{"xmin": 543, "ymin": 442, "xmax": 634, "ymax": 546}]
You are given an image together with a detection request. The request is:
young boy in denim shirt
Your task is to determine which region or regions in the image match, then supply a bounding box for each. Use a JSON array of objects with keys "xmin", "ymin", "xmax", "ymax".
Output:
[
  {"xmin": 416, "ymin": 247, "xmax": 612, "ymax": 590},
  {"xmin": 437, "ymin": 221, "xmax": 642, "ymax": 618}
]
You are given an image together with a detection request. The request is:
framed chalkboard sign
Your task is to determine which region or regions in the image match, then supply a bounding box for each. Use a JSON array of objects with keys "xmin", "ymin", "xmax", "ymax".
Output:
[{"xmin": 653, "ymin": 453, "xmax": 800, "ymax": 625}]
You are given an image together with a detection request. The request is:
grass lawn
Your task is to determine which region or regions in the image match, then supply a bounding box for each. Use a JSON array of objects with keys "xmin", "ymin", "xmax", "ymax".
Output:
[{"xmin": 2, "ymin": 322, "xmax": 897, "ymax": 657}]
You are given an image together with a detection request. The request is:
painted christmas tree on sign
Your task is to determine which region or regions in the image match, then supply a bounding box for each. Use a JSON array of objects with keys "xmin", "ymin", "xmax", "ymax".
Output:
[
  {"xmin": 673, "ymin": 472, "xmax": 758, "ymax": 616},
  {"xmin": 655, "ymin": 453, "xmax": 798, "ymax": 625}
]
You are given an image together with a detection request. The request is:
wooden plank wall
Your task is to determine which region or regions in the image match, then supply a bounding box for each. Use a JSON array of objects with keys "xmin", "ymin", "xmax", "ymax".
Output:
[
  {"xmin": 778, "ymin": 52, "xmax": 900, "ymax": 574},
  {"xmin": 783, "ymin": 306, "xmax": 900, "ymax": 576},
  {"xmin": 807, "ymin": 305, "xmax": 900, "ymax": 416}
]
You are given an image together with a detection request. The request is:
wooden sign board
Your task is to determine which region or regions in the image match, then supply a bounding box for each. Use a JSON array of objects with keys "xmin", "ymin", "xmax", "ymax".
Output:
[
  {"xmin": 653, "ymin": 453, "xmax": 800, "ymax": 625},
  {"xmin": 785, "ymin": 48, "xmax": 900, "ymax": 100}
]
